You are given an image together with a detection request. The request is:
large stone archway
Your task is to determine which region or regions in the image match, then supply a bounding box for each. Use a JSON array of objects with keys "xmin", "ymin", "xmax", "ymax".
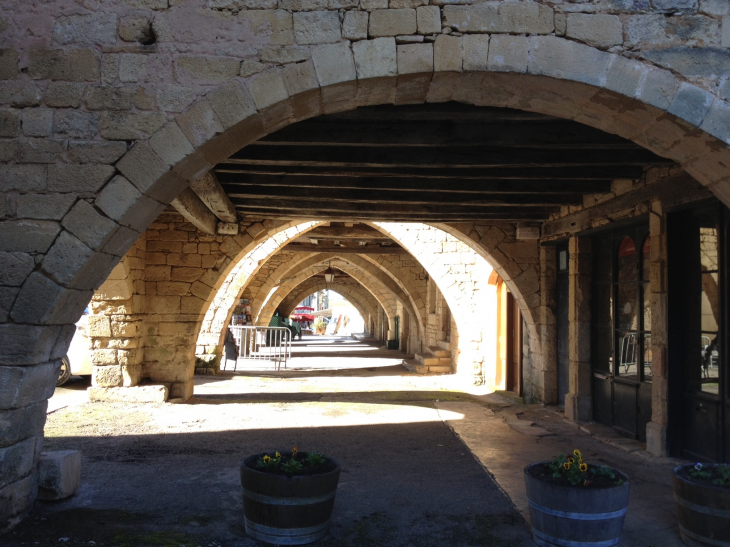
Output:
[{"xmin": 4, "ymin": 0, "xmax": 730, "ymax": 527}]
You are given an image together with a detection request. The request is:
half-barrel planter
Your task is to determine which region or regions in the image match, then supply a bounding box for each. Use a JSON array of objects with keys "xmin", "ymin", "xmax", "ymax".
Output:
[
  {"xmin": 524, "ymin": 462, "xmax": 630, "ymax": 547},
  {"xmin": 673, "ymin": 464, "xmax": 730, "ymax": 547},
  {"xmin": 241, "ymin": 452, "xmax": 341, "ymax": 545}
]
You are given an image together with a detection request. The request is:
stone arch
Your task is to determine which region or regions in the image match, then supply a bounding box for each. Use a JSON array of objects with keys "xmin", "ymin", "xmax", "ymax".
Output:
[
  {"xmin": 8, "ymin": 34, "xmax": 730, "ymax": 528},
  {"xmin": 256, "ymin": 259, "xmax": 401, "ymax": 332}
]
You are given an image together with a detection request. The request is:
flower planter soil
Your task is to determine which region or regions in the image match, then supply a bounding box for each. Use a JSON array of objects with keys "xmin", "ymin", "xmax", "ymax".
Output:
[
  {"xmin": 243, "ymin": 452, "xmax": 337, "ymax": 477},
  {"xmin": 676, "ymin": 464, "xmax": 730, "ymax": 489},
  {"xmin": 526, "ymin": 462, "xmax": 627, "ymax": 489}
]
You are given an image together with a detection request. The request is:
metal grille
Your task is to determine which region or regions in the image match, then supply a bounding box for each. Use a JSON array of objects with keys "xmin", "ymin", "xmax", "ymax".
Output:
[{"xmin": 227, "ymin": 326, "xmax": 292, "ymax": 371}]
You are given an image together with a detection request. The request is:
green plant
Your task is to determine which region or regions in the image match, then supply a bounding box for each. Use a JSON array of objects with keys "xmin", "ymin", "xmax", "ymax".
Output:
[
  {"xmin": 548, "ymin": 449, "xmax": 622, "ymax": 487},
  {"xmin": 305, "ymin": 451, "xmax": 326, "ymax": 467},
  {"xmin": 254, "ymin": 447, "xmax": 328, "ymax": 476},
  {"xmin": 689, "ymin": 463, "xmax": 730, "ymax": 486},
  {"xmin": 256, "ymin": 452, "xmax": 282, "ymax": 470},
  {"xmin": 281, "ymin": 458, "xmax": 304, "ymax": 474}
]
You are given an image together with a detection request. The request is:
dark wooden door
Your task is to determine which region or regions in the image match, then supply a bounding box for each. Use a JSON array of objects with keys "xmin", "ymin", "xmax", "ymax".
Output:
[
  {"xmin": 505, "ymin": 292, "xmax": 523, "ymax": 395},
  {"xmin": 668, "ymin": 202, "xmax": 727, "ymax": 461},
  {"xmin": 556, "ymin": 243, "xmax": 570, "ymax": 406}
]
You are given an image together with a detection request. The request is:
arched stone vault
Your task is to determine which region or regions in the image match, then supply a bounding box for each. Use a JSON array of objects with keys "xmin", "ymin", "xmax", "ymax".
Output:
[{"xmin": 6, "ymin": 8, "xmax": 730, "ymax": 525}]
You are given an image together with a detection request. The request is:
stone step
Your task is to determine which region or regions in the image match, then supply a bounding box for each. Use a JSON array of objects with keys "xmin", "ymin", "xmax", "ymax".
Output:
[
  {"xmin": 402, "ymin": 359, "xmax": 429, "ymax": 374},
  {"xmin": 428, "ymin": 365, "xmax": 453, "ymax": 373},
  {"xmin": 428, "ymin": 345, "xmax": 451, "ymax": 358},
  {"xmin": 437, "ymin": 340, "xmax": 451, "ymax": 352},
  {"xmin": 415, "ymin": 352, "xmax": 441, "ymax": 366}
]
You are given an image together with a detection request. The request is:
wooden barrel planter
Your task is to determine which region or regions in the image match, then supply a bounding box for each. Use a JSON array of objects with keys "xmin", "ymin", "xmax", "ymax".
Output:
[
  {"xmin": 673, "ymin": 464, "xmax": 730, "ymax": 547},
  {"xmin": 240, "ymin": 453, "xmax": 340, "ymax": 545},
  {"xmin": 524, "ymin": 463, "xmax": 630, "ymax": 547}
]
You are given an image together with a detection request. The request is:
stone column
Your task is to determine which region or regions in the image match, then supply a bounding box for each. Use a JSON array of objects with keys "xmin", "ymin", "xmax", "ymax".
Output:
[
  {"xmin": 565, "ymin": 236, "xmax": 592, "ymax": 422},
  {"xmin": 539, "ymin": 245, "xmax": 558, "ymax": 404},
  {"xmin": 646, "ymin": 201, "xmax": 668, "ymax": 456}
]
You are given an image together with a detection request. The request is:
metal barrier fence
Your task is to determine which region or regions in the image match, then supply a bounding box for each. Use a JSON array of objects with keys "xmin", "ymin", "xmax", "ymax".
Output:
[{"xmin": 226, "ymin": 326, "xmax": 292, "ymax": 371}]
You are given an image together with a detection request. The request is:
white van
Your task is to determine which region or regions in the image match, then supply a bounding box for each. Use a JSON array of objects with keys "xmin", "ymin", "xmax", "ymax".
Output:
[{"xmin": 56, "ymin": 314, "xmax": 93, "ymax": 386}]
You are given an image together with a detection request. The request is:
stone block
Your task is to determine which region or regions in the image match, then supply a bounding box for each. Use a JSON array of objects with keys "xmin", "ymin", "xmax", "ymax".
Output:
[
  {"xmin": 53, "ymin": 13, "xmax": 117, "ymax": 45},
  {"xmin": 463, "ymin": 35, "xmax": 489, "ymax": 71},
  {"xmin": 124, "ymin": 0, "xmax": 168, "ymax": 8},
  {"xmin": 312, "ymin": 42, "xmax": 356, "ymax": 86},
  {"xmin": 397, "ymin": 43, "xmax": 433, "ymax": 75},
  {"xmin": 88, "ymin": 384, "xmax": 169, "ymax": 403},
  {"xmin": 0, "ymin": 140, "xmax": 17, "ymax": 163},
  {"xmin": 487, "ymin": 34, "xmax": 528, "ymax": 73},
  {"xmin": 101, "ymin": 55, "xmax": 118, "ymax": 85},
  {"xmin": 206, "ymin": 80, "xmax": 257, "ymax": 130},
  {"xmin": 0, "ymin": 82, "xmax": 42, "ymax": 108},
  {"xmin": 28, "ymin": 48, "xmax": 100, "ymax": 82},
  {"xmin": 20, "ymin": 109, "xmax": 53, "ymax": 137},
  {"xmin": 10, "ymin": 272, "xmax": 92, "ymax": 325},
  {"xmin": 0, "ymin": 109, "xmax": 19, "ymax": 138},
  {"xmin": 0, "ymin": 361, "xmax": 59, "ymax": 408},
  {"xmin": 92, "ymin": 363, "xmax": 122, "ymax": 385},
  {"xmin": 61, "ymin": 200, "xmax": 118, "ymax": 250},
  {"xmin": 294, "ymin": 11, "xmax": 341, "ymax": 45},
  {"xmin": 37, "ymin": 451, "xmax": 81, "ymax": 501},
  {"xmin": 416, "ymin": 6, "xmax": 441, "ymax": 34},
  {"xmin": 724, "ymin": 16, "xmax": 730, "ymax": 48},
  {"xmin": 68, "ymin": 141, "xmax": 128, "ymax": 165},
  {"xmin": 434, "ymin": 35, "xmax": 462, "ymax": 72},
  {"xmin": 176, "ymin": 57, "xmax": 241, "ymax": 85},
  {"xmin": 96, "ymin": 175, "xmax": 164, "ymax": 231},
  {"xmin": 0, "ymin": 436, "xmax": 37, "ymax": 490},
  {"xmin": 119, "ymin": 54, "xmax": 147, "ymax": 83},
  {"xmin": 240, "ymin": 10, "xmax": 294, "ymax": 46},
  {"xmin": 369, "ymin": 9, "xmax": 417, "ymax": 37},
  {"xmin": 148, "ymin": 122, "xmax": 194, "ymax": 169},
  {"xmin": 527, "ymin": 36, "xmax": 611, "ymax": 88},
  {"xmin": 47, "ymin": 164, "xmax": 115, "ymax": 194},
  {"xmin": 638, "ymin": 68, "xmax": 679, "ymax": 111},
  {"xmin": 53, "ymin": 110, "xmax": 99, "ymax": 139},
  {"xmin": 19, "ymin": 138, "xmax": 67, "ymax": 164},
  {"xmin": 281, "ymin": 60, "xmax": 320, "ymax": 96},
  {"xmin": 88, "ymin": 316, "xmax": 112, "ymax": 338},
  {"xmin": 119, "ymin": 14, "xmax": 154, "ymax": 44},
  {"xmin": 116, "ymin": 143, "xmax": 170, "ymax": 197},
  {"xmin": 0, "ymin": 220, "xmax": 60, "ymax": 253},
  {"xmin": 0, "ymin": 49, "xmax": 18, "ymax": 80},
  {"xmin": 0, "ymin": 402, "xmax": 47, "ymax": 448},
  {"xmin": 604, "ymin": 56, "xmax": 646, "ymax": 98},
  {"xmin": 121, "ymin": 364, "xmax": 142, "ymax": 386},
  {"xmin": 246, "ymin": 71, "xmax": 289, "ymax": 110},
  {"xmin": 653, "ymin": 0, "xmax": 698, "ymax": 12},
  {"xmin": 0, "ymin": 252, "xmax": 34, "ymax": 287},
  {"xmin": 0, "ymin": 473, "xmax": 37, "ymax": 525},
  {"xmin": 17, "ymin": 193, "xmax": 76, "ymax": 221},
  {"xmin": 667, "ymin": 82, "xmax": 714, "ymax": 127},
  {"xmin": 343, "ymin": 11, "xmax": 368, "ymax": 41},
  {"xmin": 353, "ymin": 38, "xmax": 397, "ymax": 79},
  {"xmin": 700, "ymin": 98, "xmax": 730, "ymax": 144},
  {"xmin": 99, "ymin": 111, "xmax": 166, "ymax": 140},
  {"xmin": 176, "ymin": 100, "xmax": 224, "ymax": 149},
  {"xmin": 499, "ymin": 1, "xmax": 553, "ymax": 34},
  {"xmin": 44, "ymin": 83, "xmax": 85, "ymax": 108},
  {"xmin": 85, "ymin": 85, "xmax": 134, "ymax": 111},
  {"xmin": 43, "ymin": 234, "xmax": 119, "ymax": 291},
  {"xmin": 567, "ymin": 14, "xmax": 623, "ymax": 49}
]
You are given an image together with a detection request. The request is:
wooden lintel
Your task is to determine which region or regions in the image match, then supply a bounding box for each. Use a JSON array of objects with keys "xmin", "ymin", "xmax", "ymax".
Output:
[
  {"xmin": 171, "ymin": 187, "xmax": 217, "ymax": 235},
  {"xmin": 189, "ymin": 171, "xmax": 238, "ymax": 223},
  {"xmin": 541, "ymin": 174, "xmax": 713, "ymax": 238}
]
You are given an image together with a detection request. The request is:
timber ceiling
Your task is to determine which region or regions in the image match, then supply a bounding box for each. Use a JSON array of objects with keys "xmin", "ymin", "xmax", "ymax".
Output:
[{"xmin": 214, "ymin": 103, "xmax": 673, "ymax": 223}]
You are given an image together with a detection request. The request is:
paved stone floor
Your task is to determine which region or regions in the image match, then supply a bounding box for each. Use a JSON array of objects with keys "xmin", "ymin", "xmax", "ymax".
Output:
[{"xmin": 8, "ymin": 335, "xmax": 685, "ymax": 546}]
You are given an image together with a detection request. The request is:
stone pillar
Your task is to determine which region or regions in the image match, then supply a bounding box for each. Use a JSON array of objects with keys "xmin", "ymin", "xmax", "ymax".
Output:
[
  {"xmin": 565, "ymin": 236, "xmax": 592, "ymax": 422},
  {"xmin": 647, "ymin": 201, "xmax": 668, "ymax": 456},
  {"xmin": 539, "ymin": 245, "xmax": 558, "ymax": 404}
]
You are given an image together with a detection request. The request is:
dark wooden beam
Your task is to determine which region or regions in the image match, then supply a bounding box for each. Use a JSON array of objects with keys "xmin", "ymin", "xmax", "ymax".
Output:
[
  {"xmin": 542, "ymin": 174, "xmax": 712, "ymax": 237},
  {"xmin": 320, "ymin": 103, "xmax": 559, "ymax": 123},
  {"xmin": 284, "ymin": 243, "xmax": 409, "ymax": 255},
  {"xmin": 304, "ymin": 226, "xmax": 391, "ymax": 239},
  {"xmin": 216, "ymin": 174, "xmax": 612, "ymax": 195},
  {"xmin": 223, "ymin": 186, "xmax": 582, "ymax": 206},
  {"xmin": 238, "ymin": 208, "xmax": 552, "ymax": 221},
  {"xmin": 256, "ymin": 121, "xmax": 637, "ymax": 149},
  {"xmin": 228, "ymin": 144, "xmax": 670, "ymax": 168},
  {"xmin": 215, "ymin": 164, "xmax": 646, "ymax": 181}
]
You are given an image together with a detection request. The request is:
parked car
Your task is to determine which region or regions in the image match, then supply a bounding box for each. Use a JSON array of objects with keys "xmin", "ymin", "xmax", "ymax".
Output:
[{"xmin": 56, "ymin": 314, "xmax": 93, "ymax": 386}]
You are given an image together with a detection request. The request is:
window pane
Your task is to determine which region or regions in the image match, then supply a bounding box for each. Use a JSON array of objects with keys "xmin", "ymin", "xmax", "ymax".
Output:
[
  {"xmin": 594, "ymin": 327, "xmax": 613, "ymax": 373},
  {"xmin": 700, "ymin": 227, "xmax": 718, "ymax": 271},
  {"xmin": 617, "ymin": 284, "xmax": 638, "ymax": 330},
  {"xmin": 701, "ymin": 332, "xmax": 720, "ymax": 395},
  {"xmin": 643, "ymin": 333, "xmax": 652, "ymax": 381},
  {"xmin": 617, "ymin": 236, "xmax": 638, "ymax": 283},
  {"xmin": 701, "ymin": 272, "xmax": 720, "ymax": 332},
  {"xmin": 642, "ymin": 284, "xmax": 651, "ymax": 331},
  {"xmin": 594, "ymin": 238, "xmax": 612, "ymax": 283},
  {"xmin": 642, "ymin": 235, "xmax": 651, "ymax": 282},
  {"xmin": 558, "ymin": 250, "xmax": 568, "ymax": 272},
  {"xmin": 617, "ymin": 332, "xmax": 639, "ymax": 379}
]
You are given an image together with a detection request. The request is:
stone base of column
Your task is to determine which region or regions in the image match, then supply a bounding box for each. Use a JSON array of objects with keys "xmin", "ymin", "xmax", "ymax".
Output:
[
  {"xmin": 564, "ymin": 392, "xmax": 592, "ymax": 422},
  {"xmin": 88, "ymin": 384, "xmax": 169, "ymax": 404},
  {"xmin": 646, "ymin": 421, "xmax": 667, "ymax": 457},
  {"xmin": 0, "ymin": 473, "xmax": 38, "ymax": 534}
]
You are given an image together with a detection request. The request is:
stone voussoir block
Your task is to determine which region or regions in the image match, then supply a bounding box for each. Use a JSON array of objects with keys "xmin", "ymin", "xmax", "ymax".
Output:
[
  {"xmin": 353, "ymin": 37, "xmax": 397, "ymax": 79},
  {"xmin": 37, "ymin": 450, "xmax": 81, "ymax": 501},
  {"xmin": 397, "ymin": 43, "xmax": 433, "ymax": 75}
]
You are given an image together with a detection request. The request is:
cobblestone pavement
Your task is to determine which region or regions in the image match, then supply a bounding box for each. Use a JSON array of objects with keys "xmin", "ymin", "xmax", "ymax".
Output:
[{"xmin": 9, "ymin": 336, "xmax": 684, "ymax": 546}]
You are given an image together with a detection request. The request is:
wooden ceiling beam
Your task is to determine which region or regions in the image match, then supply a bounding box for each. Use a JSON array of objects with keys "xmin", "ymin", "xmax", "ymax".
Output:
[
  {"xmin": 216, "ymin": 174, "xmax": 612, "ymax": 195},
  {"xmin": 285, "ymin": 243, "xmax": 409, "ymax": 255},
  {"xmin": 237, "ymin": 208, "xmax": 552, "ymax": 221},
  {"xmin": 215, "ymin": 164, "xmax": 646, "ymax": 180}
]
